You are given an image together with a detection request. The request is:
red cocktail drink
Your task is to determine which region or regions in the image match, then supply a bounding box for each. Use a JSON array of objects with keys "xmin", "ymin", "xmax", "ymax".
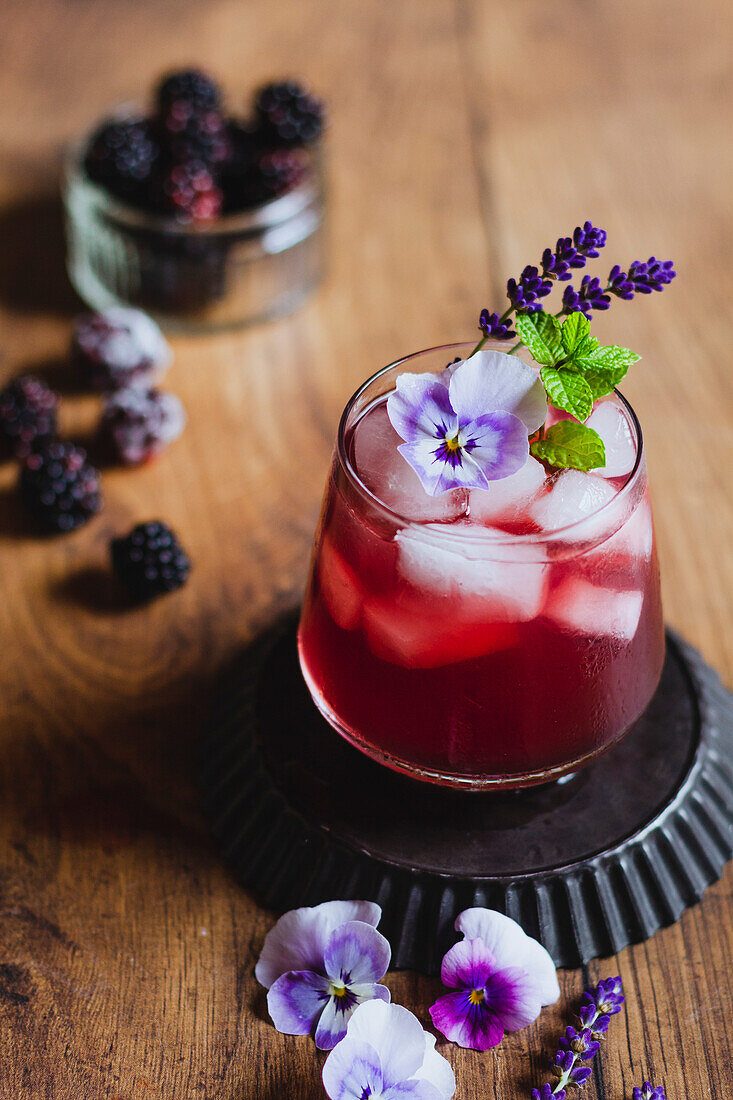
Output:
[{"xmin": 298, "ymin": 344, "xmax": 665, "ymax": 788}]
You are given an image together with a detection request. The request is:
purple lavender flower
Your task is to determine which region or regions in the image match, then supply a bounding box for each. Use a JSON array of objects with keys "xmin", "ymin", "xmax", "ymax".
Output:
[
  {"xmin": 506, "ymin": 264, "xmax": 553, "ymax": 314},
  {"xmin": 562, "ymin": 275, "xmax": 611, "ymax": 317},
  {"xmin": 552, "ymin": 1050, "xmax": 592, "ymax": 1087},
  {"xmin": 557, "ymin": 1026, "xmax": 600, "ymax": 1060},
  {"xmin": 582, "ymin": 975, "xmax": 625, "ymax": 1016},
  {"xmin": 428, "ymin": 908, "xmax": 559, "ymax": 1051},
  {"xmin": 633, "ymin": 1083, "xmax": 666, "ymax": 1100},
  {"xmin": 573, "ymin": 220, "xmax": 607, "ymax": 258},
  {"xmin": 322, "ymin": 1000, "xmax": 456, "ymax": 1100},
  {"xmin": 255, "ymin": 900, "xmax": 391, "ymax": 1049},
  {"xmin": 609, "ymin": 257, "xmax": 676, "ymax": 299},
  {"xmin": 478, "ymin": 309, "xmax": 516, "ymax": 340},
  {"xmin": 532, "ymin": 1085, "xmax": 566, "ymax": 1100},
  {"xmin": 386, "ymin": 350, "xmax": 547, "ymax": 496}
]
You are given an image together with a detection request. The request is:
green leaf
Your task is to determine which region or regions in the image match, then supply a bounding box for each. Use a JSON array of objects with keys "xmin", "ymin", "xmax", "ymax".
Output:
[
  {"xmin": 540, "ymin": 366, "xmax": 594, "ymax": 422},
  {"xmin": 560, "ymin": 312, "xmax": 592, "ymax": 356},
  {"xmin": 582, "ymin": 370, "xmax": 617, "ymax": 401},
  {"xmin": 515, "ymin": 312, "xmax": 563, "ymax": 366},
  {"xmin": 530, "ymin": 421, "xmax": 606, "ymax": 471},
  {"xmin": 574, "ymin": 344, "xmax": 640, "ymax": 384}
]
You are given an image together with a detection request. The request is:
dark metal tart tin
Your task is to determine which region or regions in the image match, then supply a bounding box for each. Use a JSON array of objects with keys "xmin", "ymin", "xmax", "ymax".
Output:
[{"xmin": 201, "ymin": 614, "xmax": 733, "ymax": 971}]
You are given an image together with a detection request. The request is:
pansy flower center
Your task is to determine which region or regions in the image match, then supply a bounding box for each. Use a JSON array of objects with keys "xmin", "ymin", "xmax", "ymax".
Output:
[
  {"xmin": 468, "ymin": 988, "xmax": 485, "ymax": 1006},
  {"xmin": 330, "ymin": 982, "xmax": 348, "ymax": 998}
]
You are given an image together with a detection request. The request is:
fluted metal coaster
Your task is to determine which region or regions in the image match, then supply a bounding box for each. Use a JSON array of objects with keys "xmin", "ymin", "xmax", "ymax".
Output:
[{"xmin": 201, "ymin": 613, "xmax": 733, "ymax": 972}]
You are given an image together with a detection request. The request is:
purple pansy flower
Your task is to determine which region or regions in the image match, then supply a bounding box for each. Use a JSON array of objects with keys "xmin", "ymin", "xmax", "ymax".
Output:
[
  {"xmin": 255, "ymin": 900, "xmax": 391, "ymax": 1050},
  {"xmin": 323, "ymin": 1000, "xmax": 456, "ymax": 1100},
  {"xmin": 532, "ymin": 1086, "xmax": 566, "ymax": 1100},
  {"xmin": 387, "ymin": 350, "xmax": 547, "ymax": 497},
  {"xmin": 428, "ymin": 908, "xmax": 560, "ymax": 1051}
]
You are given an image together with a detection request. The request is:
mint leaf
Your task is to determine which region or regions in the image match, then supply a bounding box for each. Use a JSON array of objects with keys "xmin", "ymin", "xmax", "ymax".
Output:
[
  {"xmin": 560, "ymin": 312, "xmax": 592, "ymax": 356},
  {"xmin": 515, "ymin": 313, "xmax": 563, "ymax": 366},
  {"xmin": 531, "ymin": 421, "xmax": 606, "ymax": 471},
  {"xmin": 583, "ymin": 370, "xmax": 617, "ymax": 401},
  {"xmin": 574, "ymin": 344, "xmax": 640, "ymax": 380},
  {"xmin": 540, "ymin": 366, "xmax": 594, "ymax": 422}
]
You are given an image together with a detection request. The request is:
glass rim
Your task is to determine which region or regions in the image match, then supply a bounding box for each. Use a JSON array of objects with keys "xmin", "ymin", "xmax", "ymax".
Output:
[
  {"xmin": 336, "ymin": 340, "xmax": 645, "ymax": 546},
  {"xmin": 64, "ymin": 104, "xmax": 322, "ymax": 238}
]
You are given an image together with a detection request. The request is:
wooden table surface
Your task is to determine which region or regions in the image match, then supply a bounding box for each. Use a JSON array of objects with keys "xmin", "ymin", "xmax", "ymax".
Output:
[{"xmin": 1, "ymin": 1, "xmax": 731, "ymax": 1097}]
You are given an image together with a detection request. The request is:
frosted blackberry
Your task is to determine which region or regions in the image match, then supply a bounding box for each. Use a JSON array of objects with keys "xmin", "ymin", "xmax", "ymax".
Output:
[
  {"xmin": 85, "ymin": 117, "xmax": 159, "ymax": 202},
  {"xmin": 151, "ymin": 160, "xmax": 223, "ymax": 223},
  {"xmin": 73, "ymin": 308, "xmax": 171, "ymax": 391},
  {"xmin": 20, "ymin": 442, "xmax": 102, "ymax": 532},
  {"xmin": 101, "ymin": 387, "xmax": 187, "ymax": 465},
  {"xmin": 111, "ymin": 521, "xmax": 191, "ymax": 599},
  {"xmin": 159, "ymin": 109, "xmax": 232, "ymax": 168},
  {"xmin": 0, "ymin": 375, "xmax": 58, "ymax": 459},
  {"xmin": 254, "ymin": 80, "xmax": 325, "ymax": 147}
]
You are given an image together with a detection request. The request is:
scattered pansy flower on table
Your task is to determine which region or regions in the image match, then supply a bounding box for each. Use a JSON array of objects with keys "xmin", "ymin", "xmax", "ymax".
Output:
[
  {"xmin": 633, "ymin": 1083, "xmax": 666, "ymax": 1100},
  {"xmin": 255, "ymin": 900, "xmax": 391, "ymax": 1049},
  {"xmin": 428, "ymin": 907, "xmax": 560, "ymax": 1051},
  {"xmin": 322, "ymin": 999, "xmax": 456, "ymax": 1100},
  {"xmin": 386, "ymin": 350, "xmax": 547, "ymax": 496}
]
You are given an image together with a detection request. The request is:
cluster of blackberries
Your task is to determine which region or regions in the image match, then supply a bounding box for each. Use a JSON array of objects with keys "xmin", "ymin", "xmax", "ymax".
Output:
[
  {"xmin": 0, "ymin": 308, "xmax": 191, "ymax": 600},
  {"xmin": 85, "ymin": 69, "xmax": 325, "ymax": 223}
]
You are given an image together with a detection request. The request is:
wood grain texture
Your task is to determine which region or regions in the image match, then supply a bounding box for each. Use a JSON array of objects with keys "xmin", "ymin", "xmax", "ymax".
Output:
[{"xmin": 0, "ymin": 0, "xmax": 730, "ymax": 1097}]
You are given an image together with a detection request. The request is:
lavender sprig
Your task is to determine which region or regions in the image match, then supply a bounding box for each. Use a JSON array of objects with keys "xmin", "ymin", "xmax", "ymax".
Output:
[
  {"xmin": 532, "ymin": 975, "xmax": 625, "ymax": 1098},
  {"xmin": 633, "ymin": 1084, "xmax": 666, "ymax": 1100},
  {"xmin": 479, "ymin": 308, "xmax": 516, "ymax": 341}
]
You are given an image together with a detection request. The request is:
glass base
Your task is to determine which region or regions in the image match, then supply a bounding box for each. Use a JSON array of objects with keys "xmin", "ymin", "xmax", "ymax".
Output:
[{"xmin": 299, "ymin": 652, "xmax": 631, "ymax": 791}]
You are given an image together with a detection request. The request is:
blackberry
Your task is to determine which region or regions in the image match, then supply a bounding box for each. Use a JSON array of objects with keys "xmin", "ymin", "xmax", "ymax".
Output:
[
  {"xmin": 101, "ymin": 387, "xmax": 187, "ymax": 466},
  {"xmin": 158, "ymin": 109, "xmax": 232, "ymax": 168},
  {"xmin": 155, "ymin": 69, "xmax": 222, "ymax": 116},
  {"xmin": 85, "ymin": 117, "xmax": 159, "ymax": 203},
  {"xmin": 254, "ymin": 80, "xmax": 325, "ymax": 147},
  {"xmin": 151, "ymin": 160, "xmax": 223, "ymax": 223},
  {"xmin": 111, "ymin": 521, "xmax": 191, "ymax": 600},
  {"xmin": 20, "ymin": 442, "xmax": 102, "ymax": 532},
  {"xmin": 225, "ymin": 147, "xmax": 309, "ymax": 211},
  {"xmin": 0, "ymin": 376, "xmax": 58, "ymax": 459},
  {"xmin": 73, "ymin": 307, "xmax": 172, "ymax": 391}
]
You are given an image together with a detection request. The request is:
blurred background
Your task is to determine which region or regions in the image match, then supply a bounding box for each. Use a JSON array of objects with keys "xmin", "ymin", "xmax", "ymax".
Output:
[{"xmin": 0, "ymin": 2, "xmax": 731, "ymax": 1096}]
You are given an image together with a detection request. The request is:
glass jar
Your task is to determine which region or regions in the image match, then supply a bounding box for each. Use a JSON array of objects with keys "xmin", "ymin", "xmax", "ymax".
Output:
[
  {"xmin": 298, "ymin": 343, "xmax": 665, "ymax": 789},
  {"xmin": 63, "ymin": 118, "xmax": 326, "ymax": 333}
]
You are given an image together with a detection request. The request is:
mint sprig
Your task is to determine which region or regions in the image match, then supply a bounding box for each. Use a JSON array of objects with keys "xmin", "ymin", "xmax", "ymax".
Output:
[
  {"xmin": 517, "ymin": 312, "xmax": 639, "ymax": 429},
  {"xmin": 530, "ymin": 421, "xmax": 606, "ymax": 472}
]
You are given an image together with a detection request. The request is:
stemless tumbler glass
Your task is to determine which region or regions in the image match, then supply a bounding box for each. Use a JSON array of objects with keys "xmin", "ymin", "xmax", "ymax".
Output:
[{"xmin": 298, "ymin": 343, "xmax": 665, "ymax": 789}]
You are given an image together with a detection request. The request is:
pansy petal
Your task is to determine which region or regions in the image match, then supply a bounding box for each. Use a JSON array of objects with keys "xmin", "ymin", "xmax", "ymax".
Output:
[
  {"xmin": 315, "ymin": 981, "xmax": 390, "ymax": 1050},
  {"xmin": 382, "ymin": 1084, "xmax": 446, "ymax": 1100},
  {"xmin": 266, "ymin": 969, "xmax": 330, "ymax": 1036},
  {"xmin": 324, "ymin": 920, "xmax": 391, "ymax": 985},
  {"xmin": 454, "ymin": 908, "xmax": 559, "ymax": 1005},
  {"xmin": 440, "ymin": 938, "xmax": 497, "ymax": 990},
  {"xmin": 322, "ymin": 1037, "xmax": 385, "ymax": 1100},
  {"xmin": 255, "ymin": 900, "xmax": 381, "ymax": 988},
  {"xmin": 397, "ymin": 439, "xmax": 471, "ymax": 496},
  {"xmin": 345, "ymin": 1000, "xmax": 426, "ymax": 1086},
  {"xmin": 449, "ymin": 350, "xmax": 547, "ymax": 433},
  {"xmin": 485, "ymin": 966, "xmax": 544, "ymax": 1031},
  {"xmin": 429, "ymin": 990, "xmax": 505, "ymax": 1050},
  {"xmin": 464, "ymin": 412, "xmax": 530, "ymax": 481},
  {"xmin": 413, "ymin": 1033, "xmax": 457, "ymax": 1100},
  {"xmin": 387, "ymin": 373, "xmax": 457, "ymax": 444}
]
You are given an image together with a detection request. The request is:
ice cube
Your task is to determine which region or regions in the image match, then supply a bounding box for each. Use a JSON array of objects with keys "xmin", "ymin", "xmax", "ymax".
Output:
[
  {"xmin": 395, "ymin": 522, "xmax": 548, "ymax": 621},
  {"xmin": 468, "ymin": 457, "xmax": 547, "ymax": 526},
  {"xmin": 353, "ymin": 403, "xmax": 467, "ymax": 522},
  {"xmin": 530, "ymin": 470, "xmax": 616, "ymax": 538},
  {"xmin": 587, "ymin": 401, "xmax": 637, "ymax": 478},
  {"xmin": 362, "ymin": 597, "xmax": 519, "ymax": 668},
  {"xmin": 317, "ymin": 536, "xmax": 363, "ymax": 630},
  {"xmin": 545, "ymin": 577, "xmax": 643, "ymax": 641}
]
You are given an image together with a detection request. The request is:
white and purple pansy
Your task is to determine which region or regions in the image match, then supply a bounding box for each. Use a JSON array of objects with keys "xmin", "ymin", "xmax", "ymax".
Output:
[
  {"xmin": 322, "ymin": 999, "xmax": 456, "ymax": 1100},
  {"xmin": 387, "ymin": 349, "xmax": 547, "ymax": 497},
  {"xmin": 428, "ymin": 907, "xmax": 560, "ymax": 1051},
  {"xmin": 255, "ymin": 900, "xmax": 392, "ymax": 1050}
]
